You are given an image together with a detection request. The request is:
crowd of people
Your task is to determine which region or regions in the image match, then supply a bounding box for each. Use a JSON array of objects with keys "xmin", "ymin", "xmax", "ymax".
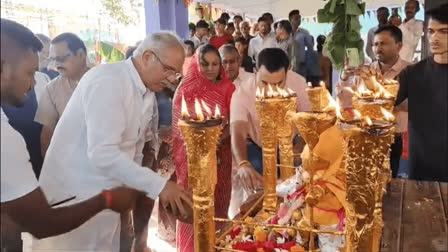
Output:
[{"xmin": 1, "ymin": 1, "xmax": 447, "ymax": 252}]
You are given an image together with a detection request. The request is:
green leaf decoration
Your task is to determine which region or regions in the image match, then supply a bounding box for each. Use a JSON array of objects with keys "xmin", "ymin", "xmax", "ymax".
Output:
[
  {"xmin": 99, "ymin": 42, "xmax": 124, "ymax": 63},
  {"xmin": 317, "ymin": 0, "xmax": 366, "ymax": 71}
]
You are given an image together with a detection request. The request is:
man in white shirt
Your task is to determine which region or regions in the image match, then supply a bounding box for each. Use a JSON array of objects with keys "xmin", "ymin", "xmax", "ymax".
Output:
[
  {"xmin": 248, "ymin": 16, "xmax": 276, "ymax": 66},
  {"xmin": 191, "ymin": 20, "xmax": 210, "ymax": 49},
  {"xmin": 33, "ymin": 32, "xmax": 192, "ymax": 252},
  {"xmin": 366, "ymin": 7, "xmax": 390, "ymax": 61},
  {"xmin": 219, "ymin": 44, "xmax": 252, "ymax": 88},
  {"xmin": 1, "ymin": 18, "xmax": 136, "ymax": 252},
  {"xmin": 399, "ymin": 0, "xmax": 424, "ymax": 62},
  {"xmin": 34, "ymin": 33, "xmax": 90, "ymax": 158}
]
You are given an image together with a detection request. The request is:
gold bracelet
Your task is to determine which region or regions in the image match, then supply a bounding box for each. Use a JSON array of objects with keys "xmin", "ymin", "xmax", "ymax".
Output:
[{"xmin": 238, "ymin": 160, "xmax": 252, "ymax": 168}]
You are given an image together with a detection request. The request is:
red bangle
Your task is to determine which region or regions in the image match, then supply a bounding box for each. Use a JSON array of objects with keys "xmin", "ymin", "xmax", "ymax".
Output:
[{"xmin": 101, "ymin": 190, "xmax": 113, "ymax": 209}]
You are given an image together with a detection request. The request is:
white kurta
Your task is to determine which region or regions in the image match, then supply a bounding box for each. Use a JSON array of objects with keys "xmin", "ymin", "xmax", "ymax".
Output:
[
  {"xmin": 25, "ymin": 58, "xmax": 168, "ymax": 252},
  {"xmin": 399, "ymin": 18, "xmax": 424, "ymax": 62}
]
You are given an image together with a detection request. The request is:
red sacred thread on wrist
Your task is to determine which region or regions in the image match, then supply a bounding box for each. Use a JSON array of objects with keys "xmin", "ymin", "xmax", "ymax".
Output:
[{"xmin": 101, "ymin": 190, "xmax": 113, "ymax": 209}]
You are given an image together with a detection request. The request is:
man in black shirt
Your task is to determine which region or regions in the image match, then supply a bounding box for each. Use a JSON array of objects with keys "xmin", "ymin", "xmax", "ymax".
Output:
[{"xmin": 395, "ymin": 3, "xmax": 448, "ymax": 182}]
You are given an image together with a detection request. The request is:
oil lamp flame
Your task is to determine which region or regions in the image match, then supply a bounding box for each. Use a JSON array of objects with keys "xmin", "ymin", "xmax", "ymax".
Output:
[
  {"xmin": 353, "ymin": 109, "xmax": 361, "ymax": 120},
  {"xmin": 364, "ymin": 116, "xmax": 373, "ymax": 126},
  {"xmin": 181, "ymin": 95, "xmax": 190, "ymax": 119},
  {"xmin": 201, "ymin": 100, "xmax": 212, "ymax": 118},
  {"xmin": 287, "ymin": 88, "xmax": 295, "ymax": 96},
  {"xmin": 380, "ymin": 107, "xmax": 395, "ymax": 121},
  {"xmin": 214, "ymin": 105, "xmax": 221, "ymax": 119},
  {"xmin": 319, "ymin": 81, "xmax": 326, "ymax": 87},
  {"xmin": 194, "ymin": 98, "xmax": 205, "ymax": 121}
]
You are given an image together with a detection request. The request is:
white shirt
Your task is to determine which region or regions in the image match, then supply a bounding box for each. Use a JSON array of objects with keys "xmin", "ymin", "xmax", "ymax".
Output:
[
  {"xmin": 33, "ymin": 71, "xmax": 50, "ymax": 104},
  {"xmin": 233, "ymin": 68, "xmax": 253, "ymax": 88},
  {"xmin": 399, "ymin": 18, "xmax": 424, "ymax": 62},
  {"xmin": 248, "ymin": 32, "xmax": 276, "ymax": 65},
  {"xmin": 0, "ymin": 108, "xmax": 39, "ymax": 203},
  {"xmin": 366, "ymin": 26, "xmax": 379, "ymax": 61},
  {"xmin": 39, "ymin": 58, "xmax": 167, "ymax": 205},
  {"xmin": 191, "ymin": 34, "xmax": 209, "ymax": 49}
]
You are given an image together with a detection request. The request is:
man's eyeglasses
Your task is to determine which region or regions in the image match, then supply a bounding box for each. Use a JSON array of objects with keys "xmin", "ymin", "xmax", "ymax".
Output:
[
  {"xmin": 47, "ymin": 53, "xmax": 72, "ymax": 63},
  {"xmin": 152, "ymin": 52, "xmax": 183, "ymax": 84}
]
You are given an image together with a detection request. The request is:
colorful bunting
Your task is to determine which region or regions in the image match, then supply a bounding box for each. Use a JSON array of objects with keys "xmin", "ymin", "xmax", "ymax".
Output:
[{"xmin": 367, "ymin": 10, "xmax": 371, "ymax": 18}]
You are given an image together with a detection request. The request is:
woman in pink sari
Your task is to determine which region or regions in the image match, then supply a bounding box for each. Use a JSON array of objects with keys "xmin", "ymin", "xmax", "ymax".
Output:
[{"xmin": 172, "ymin": 44, "xmax": 235, "ymax": 252}]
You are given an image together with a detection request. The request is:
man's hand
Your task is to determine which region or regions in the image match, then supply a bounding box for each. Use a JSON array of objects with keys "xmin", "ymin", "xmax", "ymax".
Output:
[
  {"xmin": 106, "ymin": 187, "xmax": 138, "ymax": 213},
  {"xmin": 159, "ymin": 181, "xmax": 193, "ymax": 221},
  {"xmin": 236, "ymin": 163, "xmax": 263, "ymax": 193},
  {"xmin": 340, "ymin": 57, "xmax": 359, "ymax": 81}
]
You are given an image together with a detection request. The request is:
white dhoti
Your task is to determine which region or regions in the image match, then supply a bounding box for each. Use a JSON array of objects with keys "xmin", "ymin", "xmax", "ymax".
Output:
[{"xmin": 23, "ymin": 210, "xmax": 120, "ymax": 252}]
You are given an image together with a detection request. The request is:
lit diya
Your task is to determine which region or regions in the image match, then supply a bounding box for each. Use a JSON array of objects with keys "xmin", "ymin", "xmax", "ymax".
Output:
[{"xmin": 179, "ymin": 95, "xmax": 223, "ymax": 252}]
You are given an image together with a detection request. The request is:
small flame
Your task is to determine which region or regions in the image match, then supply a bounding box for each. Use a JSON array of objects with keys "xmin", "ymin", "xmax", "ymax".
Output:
[
  {"xmin": 319, "ymin": 81, "xmax": 326, "ymax": 87},
  {"xmin": 364, "ymin": 116, "xmax": 373, "ymax": 126},
  {"xmin": 278, "ymin": 87, "xmax": 289, "ymax": 98},
  {"xmin": 181, "ymin": 95, "xmax": 190, "ymax": 119},
  {"xmin": 353, "ymin": 109, "xmax": 361, "ymax": 120},
  {"xmin": 267, "ymin": 84, "xmax": 275, "ymax": 97},
  {"xmin": 380, "ymin": 107, "xmax": 395, "ymax": 121},
  {"xmin": 357, "ymin": 82, "xmax": 372, "ymax": 96},
  {"xmin": 307, "ymin": 82, "xmax": 312, "ymax": 87},
  {"xmin": 201, "ymin": 100, "xmax": 212, "ymax": 118},
  {"xmin": 376, "ymin": 84, "xmax": 393, "ymax": 99},
  {"xmin": 287, "ymin": 88, "xmax": 295, "ymax": 96},
  {"xmin": 256, "ymin": 87, "xmax": 261, "ymax": 98},
  {"xmin": 260, "ymin": 87, "xmax": 265, "ymax": 98},
  {"xmin": 214, "ymin": 104, "xmax": 221, "ymax": 119},
  {"xmin": 323, "ymin": 91, "xmax": 336, "ymax": 111},
  {"xmin": 335, "ymin": 98, "xmax": 342, "ymax": 119},
  {"xmin": 194, "ymin": 98, "xmax": 204, "ymax": 121}
]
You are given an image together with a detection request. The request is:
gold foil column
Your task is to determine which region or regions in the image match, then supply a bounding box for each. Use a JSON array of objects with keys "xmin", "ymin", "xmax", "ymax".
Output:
[
  {"xmin": 179, "ymin": 120, "xmax": 222, "ymax": 252},
  {"xmin": 339, "ymin": 121, "xmax": 394, "ymax": 252},
  {"xmin": 277, "ymin": 96, "xmax": 298, "ymax": 180},
  {"xmin": 255, "ymin": 99, "xmax": 280, "ymax": 212}
]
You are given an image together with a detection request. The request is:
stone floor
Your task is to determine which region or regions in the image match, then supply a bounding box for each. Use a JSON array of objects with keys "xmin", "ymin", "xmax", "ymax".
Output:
[{"xmin": 146, "ymin": 200, "xmax": 176, "ymax": 252}]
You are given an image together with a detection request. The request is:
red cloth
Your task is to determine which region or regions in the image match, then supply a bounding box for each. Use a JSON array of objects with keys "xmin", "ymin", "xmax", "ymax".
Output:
[
  {"xmin": 173, "ymin": 53, "xmax": 235, "ymax": 252},
  {"xmin": 402, "ymin": 131, "xmax": 409, "ymax": 159},
  {"xmin": 209, "ymin": 34, "xmax": 234, "ymax": 49}
]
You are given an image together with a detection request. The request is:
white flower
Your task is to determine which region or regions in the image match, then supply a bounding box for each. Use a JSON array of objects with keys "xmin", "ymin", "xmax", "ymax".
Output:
[
  {"xmin": 276, "ymin": 236, "xmax": 285, "ymax": 244},
  {"xmin": 241, "ymin": 235, "xmax": 253, "ymax": 242}
]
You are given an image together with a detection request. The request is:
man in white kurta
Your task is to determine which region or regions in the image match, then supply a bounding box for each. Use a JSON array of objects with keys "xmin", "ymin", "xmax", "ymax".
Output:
[{"xmin": 29, "ymin": 32, "xmax": 190, "ymax": 252}]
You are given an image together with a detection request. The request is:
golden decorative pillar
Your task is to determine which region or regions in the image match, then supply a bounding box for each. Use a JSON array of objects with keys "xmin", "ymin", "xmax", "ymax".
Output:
[
  {"xmin": 277, "ymin": 96, "xmax": 298, "ymax": 180},
  {"xmin": 255, "ymin": 86, "xmax": 298, "ymax": 212},
  {"xmin": 255, "ymin": 98, "xmax": 280, "ymax": 213},
  {"xmin": 179, "ymin": 97, "xmax": 223, "ymax": 252},
  {"xmin": 339, "ymin": 120, "xmax": 394, "ymax": 252}
]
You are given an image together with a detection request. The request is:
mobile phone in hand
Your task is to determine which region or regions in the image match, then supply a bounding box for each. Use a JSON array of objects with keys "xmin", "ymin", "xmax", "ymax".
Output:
[{"xmin": 346, "ymin": 48, "xmax": 361, "ymax": 67}]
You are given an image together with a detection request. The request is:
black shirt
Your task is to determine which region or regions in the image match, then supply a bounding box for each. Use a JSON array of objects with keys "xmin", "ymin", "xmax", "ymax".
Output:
[{"xmin": 396, "ymin": 57, "xmax": 448, "ymax": 182}]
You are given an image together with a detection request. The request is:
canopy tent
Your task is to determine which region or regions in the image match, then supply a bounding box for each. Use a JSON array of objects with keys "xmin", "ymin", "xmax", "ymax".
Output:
[{"xmin": 193, "ymin": 0, "xmax": 424, "ymax": 19}]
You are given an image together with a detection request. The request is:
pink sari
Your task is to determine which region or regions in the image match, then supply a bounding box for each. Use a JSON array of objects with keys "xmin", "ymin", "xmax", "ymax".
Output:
[{"xmin": 172, "ymin": 53, "xmax": 235, "ymax": 252}]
